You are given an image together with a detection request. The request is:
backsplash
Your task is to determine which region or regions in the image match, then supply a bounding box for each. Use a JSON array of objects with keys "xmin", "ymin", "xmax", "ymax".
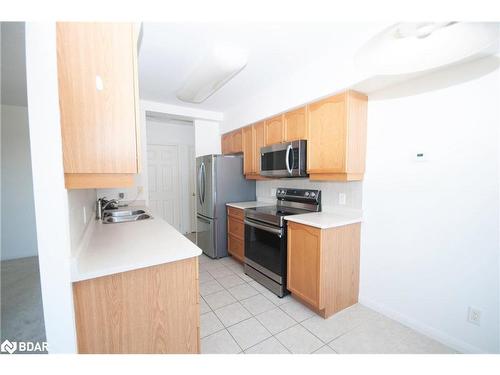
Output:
[
  {"xmin": 67, "ymin": 189, "xmax": 97, "ymax": 256},
  {"xmin": 256, "ymin": 179, "xmax": 363, "ymax": 211}
]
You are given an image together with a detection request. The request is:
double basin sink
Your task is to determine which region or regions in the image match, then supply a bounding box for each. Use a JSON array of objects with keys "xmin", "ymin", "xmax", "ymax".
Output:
[{"xmin": 102, "ymin": 209, "xmax": 152, "ymax": 224}]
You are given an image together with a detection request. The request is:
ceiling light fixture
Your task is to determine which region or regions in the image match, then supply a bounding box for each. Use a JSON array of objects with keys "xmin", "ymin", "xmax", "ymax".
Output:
[
  {"xmin": 176, "ymin": 45, "xmax": 248, "ymax": 104},
  {"xmin": 355, "ymin": 22, "xmax": 500, "ymax": 76}
]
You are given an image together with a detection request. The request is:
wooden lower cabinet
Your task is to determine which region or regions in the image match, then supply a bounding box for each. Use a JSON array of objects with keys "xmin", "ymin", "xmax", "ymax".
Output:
[
  {"xmin": 227, "ymin": 206, "xmax": 245, "ymax": 262},
  {"xmin": 73, "ymin": 257, "xmax": 200, "ymax": 354},
  {"xmin": 287, "ymin": 221, "xmax": 360, "ymax": 318}
]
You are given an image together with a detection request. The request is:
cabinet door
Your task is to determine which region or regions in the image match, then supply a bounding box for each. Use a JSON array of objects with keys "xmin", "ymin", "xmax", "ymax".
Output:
[
  {"xmin": 307, "ymin": 94, "xmax": 347, "ymax": 173},
  {"xmin": 57, "ymin": 23, "xmax": 138, "ymax": 174},
  {"xmin": 221, "ymin": 133, "xmax": 231, "ymax": 154},
  {"xmin": 264, "ymin": 115, "xmax": 284, "ymax": 145},
  {"xmin": 284, "ymin": 107, "xmax": 308, "ymax": 142},
  {"xmin": 242, "ymin": 126, "xmax": 255, "ymax": 175},
  {"xmin": 287, "ymin": 222, "xmax": 322, "ymax": 309},
  {"xmin": 254, "ymin": 121, "xmax": 265, "ymax": 173},
  {"xmin": 231, "ymin": 130, "xmax": 243, "ymax": 153}
]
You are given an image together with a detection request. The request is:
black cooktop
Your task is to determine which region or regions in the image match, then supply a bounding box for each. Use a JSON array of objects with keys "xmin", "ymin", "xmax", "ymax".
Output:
[{"xmin": 245, "ymin": 205, "xmax": 312, "ymax": 227}]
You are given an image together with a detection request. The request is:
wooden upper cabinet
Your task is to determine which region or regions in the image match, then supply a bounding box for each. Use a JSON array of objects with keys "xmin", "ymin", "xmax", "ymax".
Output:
[
  {"xmin": 57, "ymin": 22, "xmax": 140, "ymax": 189},
  {"xmin": 242, "ymin": 125, "xmax": 254, "ymax": 175},
  {"xmin": 221, "ymin": 130, "xmax": 243, "ymax": 155},
  {"xmin": 253, "ymin": 121, "xmax": 265, "ymax": 174},
  {"xmin": 264, "ymin": 115, "xmax": 284, "ymax": 146},
  {"xmin": 221, "ymin": 133, "xmax": 232, "ymax": 154},
  {"xmin": 307, "ymin": 91, "xmax": 367, "ymax": 181},
  {"xmin": 284, "ymin": 107, "xmax": 308, "ymax": 142},
  {"xmin": 231, "ymin": 129, "xmax": 243, "ymax": 154}
]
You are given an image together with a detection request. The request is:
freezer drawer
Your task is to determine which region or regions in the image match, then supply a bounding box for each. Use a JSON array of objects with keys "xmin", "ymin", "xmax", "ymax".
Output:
[{"xmin": 196, "ymin": 214, "xmax": 215, "ymax": 258}]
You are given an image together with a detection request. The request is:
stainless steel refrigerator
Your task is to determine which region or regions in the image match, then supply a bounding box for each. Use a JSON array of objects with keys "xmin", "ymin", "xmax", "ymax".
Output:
[{"xmin": 196, "ymin": 154, "xmax": 256, "ymax": 258}]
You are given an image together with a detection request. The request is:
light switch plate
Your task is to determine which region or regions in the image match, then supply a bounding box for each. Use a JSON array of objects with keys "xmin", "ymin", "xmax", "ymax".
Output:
[{"xmin": 339, "ymin": 193, "xmax": 347, "ymax": 205}]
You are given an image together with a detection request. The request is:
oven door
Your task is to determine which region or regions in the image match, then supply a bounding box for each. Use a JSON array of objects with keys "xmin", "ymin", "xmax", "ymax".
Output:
[
  {"xmin": 260, "ymin": 140, "xmax": 307, "ymax": 177},
  {"xmin": 244, "ymin": 218, "xmax": 286, "ymax": 282}
]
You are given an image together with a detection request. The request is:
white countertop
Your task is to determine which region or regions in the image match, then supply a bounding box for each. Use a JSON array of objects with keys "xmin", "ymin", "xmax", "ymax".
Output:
[
  {"xmin": 284, "ymin": 211, "xmax": 363, "ymax": 229},
  {"xmin": 226, "ymin": 201, "xmax": 274, "ymax": 209},
  {"xmin": 71, "ymin": 207, "xmax": 202, "ymax": 282}
]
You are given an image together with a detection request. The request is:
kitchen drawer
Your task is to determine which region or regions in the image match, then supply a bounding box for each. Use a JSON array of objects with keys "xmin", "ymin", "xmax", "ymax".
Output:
[
  {"xmin": 227, "ymin": 217, "xmax": 244, "ymax": 239},
  {"xmin": 227, "ymin": 207, "xmax": 244, "ymax": 221},
  {"xmin": 228, "ymin": 234, "xmax": 244, "ymax": 263}
]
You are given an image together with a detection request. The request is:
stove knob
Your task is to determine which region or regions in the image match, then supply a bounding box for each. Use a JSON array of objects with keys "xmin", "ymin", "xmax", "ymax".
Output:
[
  {"xmin": 305, "ymin": 192, "xmax": 310, "ymax": 197},
  {"xmin": 311, "ymin": 192, "xmax": 316, "ymax": 198}
]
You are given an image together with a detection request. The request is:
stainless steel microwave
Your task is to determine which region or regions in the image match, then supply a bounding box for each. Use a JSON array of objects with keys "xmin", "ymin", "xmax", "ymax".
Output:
[{"xmin": 260, "ymin": 140, "xmax": 307, "ymax": 178}]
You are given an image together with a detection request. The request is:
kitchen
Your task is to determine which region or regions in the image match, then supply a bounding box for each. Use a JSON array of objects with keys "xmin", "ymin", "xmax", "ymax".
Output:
[{"xmin": 1, "ymin": 8, "xmax": 499, "ymax": 370}]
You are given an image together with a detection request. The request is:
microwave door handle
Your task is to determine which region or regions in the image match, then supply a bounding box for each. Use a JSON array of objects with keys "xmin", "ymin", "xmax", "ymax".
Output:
[{"xmin": 285, "ymin": 144, "xmax": 293, "ymax": 175}]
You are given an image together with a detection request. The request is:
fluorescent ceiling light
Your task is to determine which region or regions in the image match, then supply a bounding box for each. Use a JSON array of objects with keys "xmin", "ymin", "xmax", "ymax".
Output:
[
  {"xmin": 355, "ymin": 22, "xmax": 500, "ymax": 76},
  {"xmin": 176, "ymin": 46, "xmax": 247, "ymax": 103}
]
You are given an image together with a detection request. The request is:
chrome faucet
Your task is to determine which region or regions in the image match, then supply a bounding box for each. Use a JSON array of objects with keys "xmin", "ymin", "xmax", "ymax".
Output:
[{"xmin": 96, "ymin": 197, "xmax": 119, "ymax": 220}]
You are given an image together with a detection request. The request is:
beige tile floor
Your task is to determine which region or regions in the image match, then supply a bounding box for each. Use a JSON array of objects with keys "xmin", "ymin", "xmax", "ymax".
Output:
[{"xmin": 198, "ymin": 254, "xmax": 457, "ymax": 354}]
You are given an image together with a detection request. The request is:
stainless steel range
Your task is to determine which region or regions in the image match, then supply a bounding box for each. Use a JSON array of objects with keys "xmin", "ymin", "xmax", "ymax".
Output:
[{"xmin": 244, "ymin": 188, "xmax": 321, "ymax": 297}]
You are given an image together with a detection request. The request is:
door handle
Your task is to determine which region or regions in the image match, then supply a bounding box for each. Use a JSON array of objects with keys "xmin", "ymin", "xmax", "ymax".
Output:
[
  {"xmin": 285, "ymin": 144, "xmax": 293, "ymax": 175},
  {"xmin": 198, "ymin": 165, "xmax": 203, "ymax": 206},
  {"xmin": 201, "ymin": 162, "xmax": 206, "ymax": 204},
  {"xmin": 244, "ymin": 219, "xmax": 283, "ymax": 237}
]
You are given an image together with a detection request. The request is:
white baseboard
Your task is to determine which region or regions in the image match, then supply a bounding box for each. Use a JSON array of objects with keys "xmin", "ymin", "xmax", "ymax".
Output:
[{"xmin": 358, "ymin": 295, "xmax": 490, "ymax": 354}]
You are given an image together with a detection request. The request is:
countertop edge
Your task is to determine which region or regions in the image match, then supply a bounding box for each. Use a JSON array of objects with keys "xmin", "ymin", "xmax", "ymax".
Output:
[{"xmin": 71, "ymin": 251, "xmax": 202, "ymax": 283}]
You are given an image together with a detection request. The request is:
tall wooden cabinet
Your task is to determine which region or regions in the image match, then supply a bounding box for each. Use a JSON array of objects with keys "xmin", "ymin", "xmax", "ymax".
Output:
[
  {"xmin": 287, "ymin": 221, "xmax": 361, "ymax": 318},
  {"xmin": 57, "ymin": 22, "xmax": 141, "ymax": 189},
  {"xmin": 307, "ymin": 91, "xmax": 367, "ymax": 181}
]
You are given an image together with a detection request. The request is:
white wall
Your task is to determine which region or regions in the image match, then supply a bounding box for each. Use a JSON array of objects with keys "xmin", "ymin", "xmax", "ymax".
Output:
[
  {"xmin": 1, "ymin": 104, "xmax": 38, "ymax": 260},
  {"xmin": 25, "ymin": 22, "xmax": 77, "ymax": 353},
  {"xmin": 194, "ymin": 119, "xmax": 221, "ymax": 157},
  {"xmin": 360, "ymin": 67, "xmax": 500, "ymax": 353}
]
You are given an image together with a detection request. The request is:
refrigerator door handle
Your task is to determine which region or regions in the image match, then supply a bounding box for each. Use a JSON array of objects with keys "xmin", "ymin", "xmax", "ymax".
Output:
[
  {"xmin": 201, "ymin": 162, "xmax": 206, "ymax": 204},
  {"xmin": 198, "ymin": 163, "xmax": 204, "ymax": 206}
]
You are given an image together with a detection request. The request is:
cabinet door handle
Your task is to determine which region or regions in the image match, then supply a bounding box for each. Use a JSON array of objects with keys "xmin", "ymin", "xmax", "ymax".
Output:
[{"xmin": 95, "ymin": 75, "xmax": 104, "ymax": 91}]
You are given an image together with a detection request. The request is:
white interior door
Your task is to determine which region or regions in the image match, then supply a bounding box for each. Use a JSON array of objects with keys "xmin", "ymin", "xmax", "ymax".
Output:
[{"xmin": 148, "ymin": 144, "xmax": 181, "ymax": 231}]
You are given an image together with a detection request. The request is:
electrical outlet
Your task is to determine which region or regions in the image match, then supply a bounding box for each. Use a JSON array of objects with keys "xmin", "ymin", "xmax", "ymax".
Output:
[
  {"xmin": 338, "ymin": 193, "xmax": 347, "ymax": 205},
  {"xmin": 271, "ymin": 188, "xmax": 277, "ymax": 197},
  {"xmin": 467, "ymin": 307, "xmax": 481, "ymax": 326},
  {"xmin": 83, "ymin": 206, "xmax": 87, "ymax": 225}
]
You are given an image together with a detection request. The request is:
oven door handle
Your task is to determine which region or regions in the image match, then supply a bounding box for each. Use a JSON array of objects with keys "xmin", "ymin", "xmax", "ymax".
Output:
[
  {"xmin": 285, "ymin": 144, "xmax": 293, "ymax": 175},
  {"xmin": 244, "ymin": 219, "xmax": 283, "ymax": 237}
]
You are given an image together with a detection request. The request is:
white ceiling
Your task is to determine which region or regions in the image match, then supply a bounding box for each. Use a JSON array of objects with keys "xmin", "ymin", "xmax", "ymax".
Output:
[
  {"xmin": 1, "ymin": 22, "xmax": 27, "ymax": 106},
  {"xmin": 138, "ymin": 22, "xmax": 387, "ymax": 112}
]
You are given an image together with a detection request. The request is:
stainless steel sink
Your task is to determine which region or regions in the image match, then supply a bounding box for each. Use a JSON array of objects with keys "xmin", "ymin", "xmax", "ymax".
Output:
[
  {"xmin": 102, "ymin": 211, "xmax": 152, "ymax": 224},
  {"xmin": 103, "ymin": 209, "xmax": 146, "ymax": 218}
]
